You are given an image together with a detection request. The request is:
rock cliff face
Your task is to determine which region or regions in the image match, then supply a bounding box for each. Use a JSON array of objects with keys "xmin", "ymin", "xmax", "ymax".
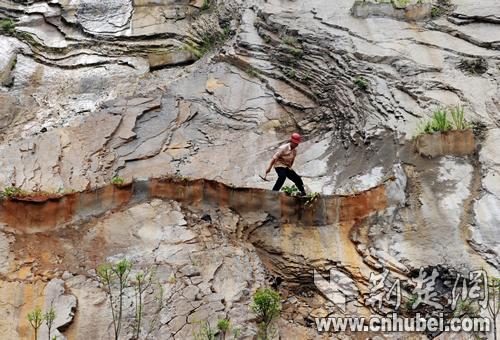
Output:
[{"xmin": 0, "ymin": 0, "xmax": 500, "ymax": 339}]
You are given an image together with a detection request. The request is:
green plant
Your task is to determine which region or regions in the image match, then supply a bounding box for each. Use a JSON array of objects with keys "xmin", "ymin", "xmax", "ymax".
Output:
[
  {"xmin": 290, "ymin": 57, "xmax": 296, "ymax": 67},
  {"xmin": 44, "ymin": 306, "xmax": 57, "ymax": 340},
  {"xmin": 289, "ymin": 71, "xmax": 296, "ymax": 78},
  {"xmin": 217, "ymin": 318, "xmax": 241, "ymax": 340},
  {"xmin": 394, "ymin": 0, "xmax": 408, "ymax": 7},
  {"xmin": 450, "ymin": 103, "xmax": 466, "ymax": 130},
  {"xmin": 455, "ymin": 299, "xmax": 479, "ymax": 318},
  {"xmin": 280, "ymin": 38, "xmax": 296, "ymax": 45},
  {"xmin": 200, "ymin": 35, "xmax": 212, "ymax": 55},
  {"xmin": 4, "ymin": 187, "xmax": 22, "ymax": 197},
  {"xmin": 97, "ymin": 259, "xmax": 133, "ymax": 340},
  {"xmin": 250, "ymin": 288, "xmax": 281, "ymax": 340},
  {"xmin": 430, "ymin": 106, "xmax": 451, "ymax": 131},
  {"xmin": 110, "ymin": 177, "xmax": 125, "ymax": 185},
  {"xmin": 1, "ymin": 19, "xmax": 15, "ymax": 34},
  {"xmin": 305, "ymin": 192, "xmax": 320, "ymax": 208},
  {"xmin": 200, "ymin": 0, "xmax": 209, "ymax": 11},
  {"xmin": 290, "ymin": 48, "xmax": 303, "ymax": 59},
  {"xmin": 132, "ymin": 268, "xmax": 165, "ymax": 340},
  {"xmin": 301, "ymin": 74, "xmax": 310, "ymax": 80},
  {"xmin": 246, "ymin": 69, "xmax": 265, "ymax": 81},
  {"xmin": 431, "ymin": 6, "xmax": 439, "ymax": 16},
  {"xmin": 312, "ymin": 90, "xmax": 321, "ymax": 96},
  {"xmin": 281, "ymin": 185, "xmax": 298, "ymax": 195},
  {"xmin": 406, "ymin": 294, "xmax": 418, "ymax": 312},
  {"xmin": 183, "ymin": 35, "xmax": 212, "ymax": 58},
  {"xmin": 353, "ymin": 76, "xmax": 369, "ymax": 90},
  {"xmin": 426, "ymin": 106, "xmax": 452, "ymax": 132},
  {"xmin": 133, "ymin": 270, "xmax": 153, "ymax": 340},
  {"xmin": 264, "ymin": 36, "xmax": 271, "ymax": 43},
  {"xmin": 192, "ymin": 318, "xmax": 217, "ymax": 340},
  {"xmin": 26, "ymin": 309, "xmax": 44, "ymax": 340},
  {"xmin": 178, "ymin": 189, "xmax": 183, "ymax": 195}
]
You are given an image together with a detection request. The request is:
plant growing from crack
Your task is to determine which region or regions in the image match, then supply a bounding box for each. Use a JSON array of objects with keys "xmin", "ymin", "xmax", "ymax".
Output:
[
  {"xmin": 1, "ymin": 18, "xmax": 15, "ymax": 35},
  {"xmin": 281, "ymin": 185, "xmax": 298, "ymax": 195},
  {"xmin": 353, "ymin": 76, "xmax": 369, "ymax": 90},
  {"xmin": 97, "ymin": 259, "xmax": 133, "ymax": 340},
  {"xmin": 191, "ymin": 316, "xmax": 241, "ymax": 340},
  {"xmin": 280, "ymin": 38, "xmax": 296, "ymax": 45},
  {"xmin": 481, "ymin": 273, "xmax": 500, "ymax": 340},
  {"xmin": 110, "ymin": 177, "xmax": 125, "ymax": 185},
  {"xmin": 44, "ymin": 306, "xmax": 57, "ymax": 340},
  {"xmin": 305, "ymin": 192, "xmax": 320, "ymax": 208},
  {"xmin": 192, "ymin": 318, "xmax": 217, "ymax": 340},
  {"xmin": 290, "ymin": 48, "xmax": 303, "ymax": 59},
  {"xmin": 26, "ymin": 309, "xmax": 44, "ymax": 340},
  {"xmin": 132, "ymin": 268, "xmax": 165, "ymax": 340},
  {"xmin": 200, "ymin": 0, "xmax": 209, "ymax": 11},
  {"xmin": 250, "ymin": 288, "xmax": 281, "ymax": 340},
  {"xmin": 217, "ymin": 318, "xmax": 241, "ymax": 340},
  {"xmin": 26, "ymin": 306, "xmax": 59, "ymax": 340}
]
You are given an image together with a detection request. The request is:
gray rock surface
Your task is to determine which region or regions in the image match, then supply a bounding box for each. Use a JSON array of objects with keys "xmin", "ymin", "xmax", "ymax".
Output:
[{"xmin": 1, "ymin": 0, "xmax": 500, "ymax": 338}]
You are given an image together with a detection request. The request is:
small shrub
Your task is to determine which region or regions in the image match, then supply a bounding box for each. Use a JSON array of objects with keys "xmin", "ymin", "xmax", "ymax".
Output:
[
  {"xmin": 200, "ymin": 0, "xmax": 209, "ymax": 11},
  {"xmin": 1, "ymin": 19, "xmax": 14, "ymax": 34},
  {"xmin": 97, "ymin": 259, "xmax": 133, "ymax": 340},
  {"xmin": 281, "ymin": 185, "xmax": 298, "ymax": 195},
  {"xmin": 217, "ymin": 318, "xmax": 242, "ymax": 340},
  {"xmin": 305, "ymin": 192, "xmax": 320, "ymax": 208},
  {"xmin": 406, "ymin": 294, "xmax": 418, "ymax": 311},
  {"xmin": 26, "ymin": 309, "xmax": 44, "ymax": 340},
  {"xmin": 280, "ymin": 38, "xmax": 296, "ymax": 45},
  {"xmin": 44, "ymin": 306, "xmax": 58, "ymax": 340},
  {"xmin": 290, "ymin": 48, "xmax": 303, "ymax": 59},
  {"xmin": 289, "ymin": 70, "xmax": 296, "ymax": 78},
  {"xmin": 110, "ymin": 177, "xmax": 125, "ymax": 185},
  {"xmin": 301, "ymin": 74, "xmax": 310, "ymax": 80},
  {"xmin": 353, "ymin": 76, "xmax": 369, "ymax": 90},
  {"xmin": 251, "ymin": 288, "xmax": 281, "ymax": 340},
  {"xmin": 4, "ymin": 187, "xmax": 23, "ymax": 197},
  {"xmin": 455, "ymin": 299, "xmax": 479, "ymax": 318},
  {"xmin": 431, "ymin": 7, "xmax": 439, "ymax": 17},
  {"xmin": 264, "ymin": 36, "xmax": 271, "ymax": 43},
  {"xmin": 394, "ymin": 0, "xmax": 409, "ymax": 7}
]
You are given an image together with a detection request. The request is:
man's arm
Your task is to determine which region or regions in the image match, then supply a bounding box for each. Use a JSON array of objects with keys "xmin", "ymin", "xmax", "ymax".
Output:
[
  {"xmin": 267, "ymin": 147, "xmax": 283, "ymax": 173},
  {"xmin": 266, "ymin": 158, "xmax": 276, "ymax": 174}
]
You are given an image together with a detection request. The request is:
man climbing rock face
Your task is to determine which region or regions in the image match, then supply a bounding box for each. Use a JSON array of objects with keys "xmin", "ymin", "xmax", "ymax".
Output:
[{"xmin": 266, "ymin": 133, "xmax": 307, "ymax": 197}]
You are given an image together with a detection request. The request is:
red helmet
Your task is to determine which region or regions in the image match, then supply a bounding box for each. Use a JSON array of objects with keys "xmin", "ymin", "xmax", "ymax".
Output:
[{"xmin": 290, "ymin": 133, "xmax": 302, "ymax": 144}]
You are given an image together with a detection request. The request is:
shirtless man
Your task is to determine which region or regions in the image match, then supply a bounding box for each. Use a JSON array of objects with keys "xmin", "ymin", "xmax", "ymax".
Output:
[{"xmin": 265, "ymin": 133, "xmax": 306, "ymax": 197}]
